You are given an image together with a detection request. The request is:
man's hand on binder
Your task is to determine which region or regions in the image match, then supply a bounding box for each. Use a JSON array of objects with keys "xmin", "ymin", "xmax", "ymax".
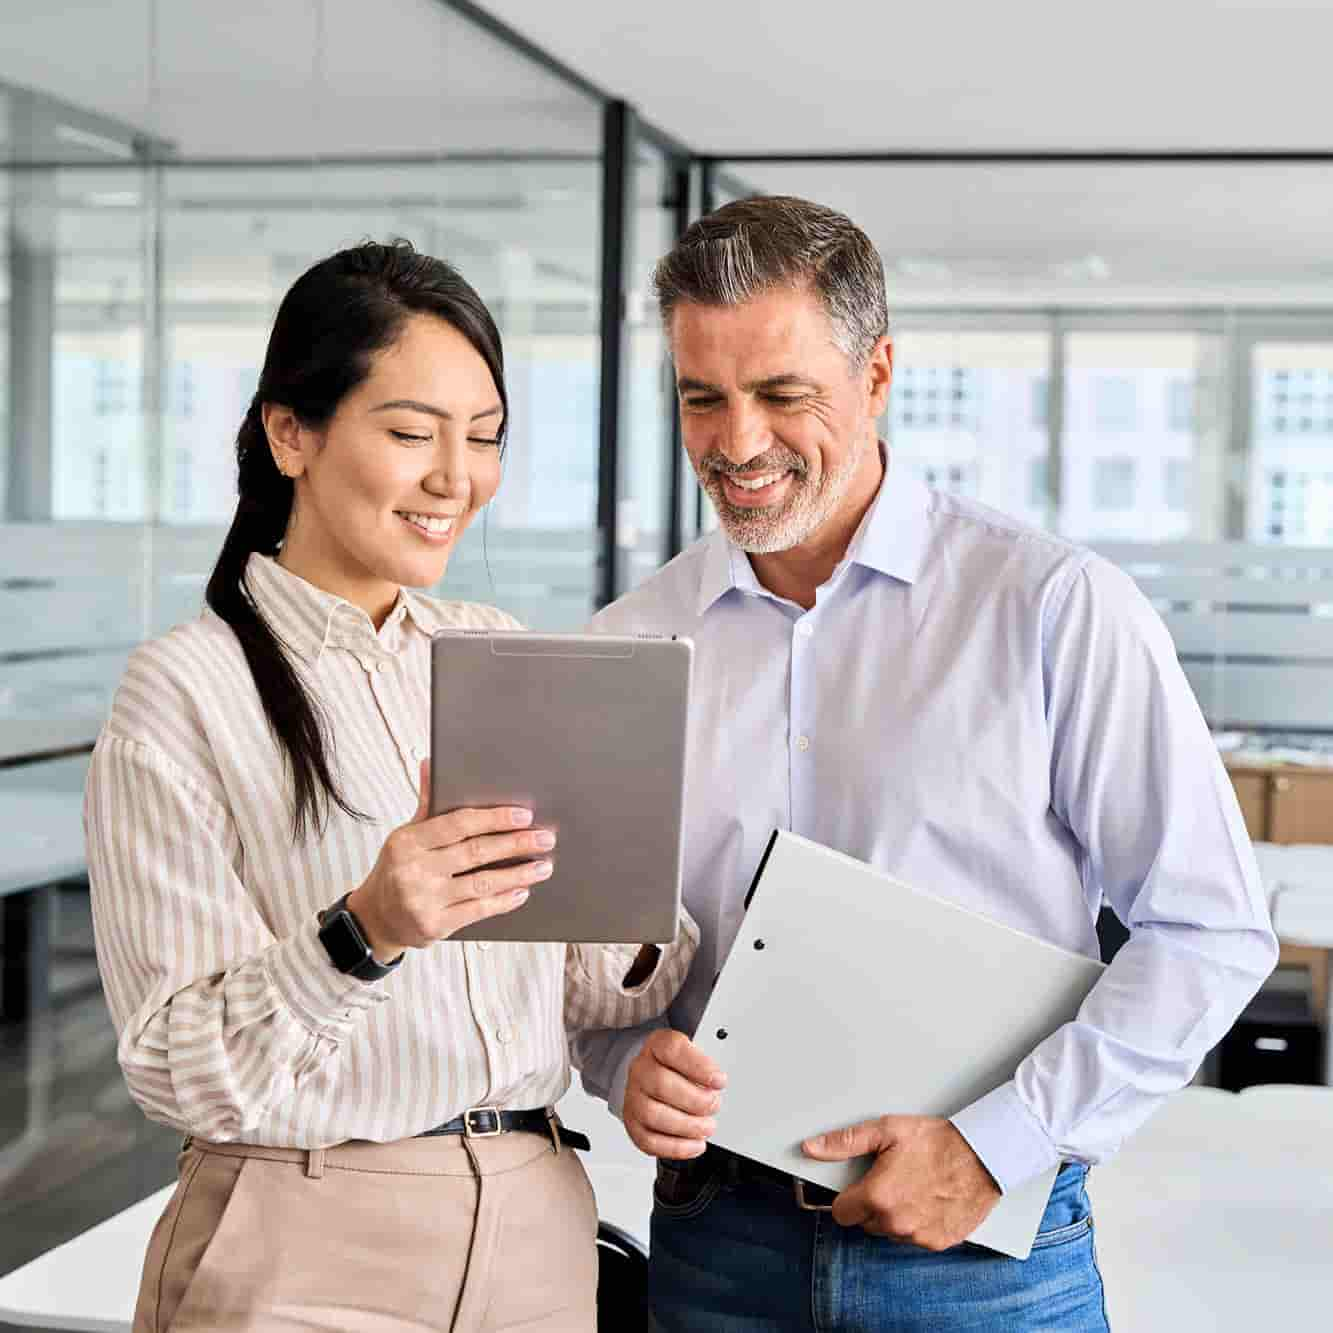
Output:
[
  {"xmin": 802, "ymin": 1115, "xmax": 1001, "ymax": 1251},
  {"xmin": 623, "ymin": 1029, "xmax": 728, "ymax": 1159}
]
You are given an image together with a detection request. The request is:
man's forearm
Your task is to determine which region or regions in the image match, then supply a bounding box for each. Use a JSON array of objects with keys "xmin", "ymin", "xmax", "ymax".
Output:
[{"xmin": 953, "ymin": 916, "xmax": 1276, "ymax": 1193}]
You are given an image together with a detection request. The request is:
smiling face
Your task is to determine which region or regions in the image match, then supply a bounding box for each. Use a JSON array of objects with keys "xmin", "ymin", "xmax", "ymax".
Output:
[
  {"xmin": 265, "ymin": 313, "xmax": 503, "ymax": 623},
  {"xmin": 671, "ymin": 284, "xmax": 891, "ymax": 556}
]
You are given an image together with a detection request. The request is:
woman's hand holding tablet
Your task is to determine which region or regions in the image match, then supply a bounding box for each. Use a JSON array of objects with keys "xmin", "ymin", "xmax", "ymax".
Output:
[{"xmin": 347, "ymin": 759, "xmax": 557, "ymax": 961}]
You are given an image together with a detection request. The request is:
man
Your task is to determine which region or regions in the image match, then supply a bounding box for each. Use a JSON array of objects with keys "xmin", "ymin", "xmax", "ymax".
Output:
[{"xmin": 576, "ymin": 195, "xmax": 1277, "ymax": 1330}]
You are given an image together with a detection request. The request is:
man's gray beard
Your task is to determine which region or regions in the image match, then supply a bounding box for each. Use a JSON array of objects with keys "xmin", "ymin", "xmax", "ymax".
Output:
[{"xmin": 703, "ymin": 432, "xmax": 871, "ymax": 555}]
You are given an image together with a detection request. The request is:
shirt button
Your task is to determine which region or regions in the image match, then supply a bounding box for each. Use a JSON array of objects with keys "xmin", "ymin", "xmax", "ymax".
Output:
[
  {"xmin": 476, "ymin": 941, "xmax": 492, "ymax": 952},
  {"xmin": 796, "ymin": 735, "xmax": 811, "ymax": 752},
  {"xmin": 375, "ymin": 660, "xmax": 390, "ymax": 674},
  {"xmin": 496, "ymin": 1026, "xmax": 513, "ymax": 1044},
  {"xmin": 796, "ymin": 622, "xmax": 813, "ymax": 638}
]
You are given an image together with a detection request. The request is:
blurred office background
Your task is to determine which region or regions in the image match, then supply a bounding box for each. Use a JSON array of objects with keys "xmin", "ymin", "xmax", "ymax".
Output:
[
  {"xmin": 3, "ymin": 0, "xmax": 1333, "ymax": 1320},
  {"xmin": 4, "ymin": 4, "xmax": 1333, "ymax": 743}
]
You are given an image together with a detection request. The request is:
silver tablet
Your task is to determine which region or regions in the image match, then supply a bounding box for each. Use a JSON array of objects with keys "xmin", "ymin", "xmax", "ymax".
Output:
[{"xmin": 430, "ymin": 630, "xmax": 692, "ymax": 943}]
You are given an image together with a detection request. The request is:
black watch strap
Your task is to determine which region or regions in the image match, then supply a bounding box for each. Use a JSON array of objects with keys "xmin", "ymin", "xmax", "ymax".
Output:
[{"xmin": 317, "ymin": 893, "xmax": 402, "ymax": 982}]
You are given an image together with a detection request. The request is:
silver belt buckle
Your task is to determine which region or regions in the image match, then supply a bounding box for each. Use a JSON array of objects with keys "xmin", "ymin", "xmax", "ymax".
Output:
[
  {"xmin": 463, "ymin": 1105, "xmax": 503, "ymax": 1138},
  {"xmin": 794, "ymin": 1179, "xmax": 834, "ymax": 1212}
]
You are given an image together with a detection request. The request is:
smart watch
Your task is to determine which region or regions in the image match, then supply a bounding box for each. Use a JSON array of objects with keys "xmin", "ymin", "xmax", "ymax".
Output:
[{"xmin": 317, "ymin": 893, "xmax": 402, "ymax": 982}]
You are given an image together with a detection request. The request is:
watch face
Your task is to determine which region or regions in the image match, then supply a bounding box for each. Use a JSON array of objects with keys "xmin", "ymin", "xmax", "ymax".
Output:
[{"xmin": 320, "ymin": 910, "xmax": 371, "ymax": 973}]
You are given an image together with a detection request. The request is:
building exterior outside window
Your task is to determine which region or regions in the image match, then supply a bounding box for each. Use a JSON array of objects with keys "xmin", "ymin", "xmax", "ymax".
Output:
[
  {"xmin": 1093, "ymin": 457, "xmax": 1137, "ymax": 510},
  {"xmin": 1095, "ymin": 376, "xmax": 1137, "ymax": 430}
]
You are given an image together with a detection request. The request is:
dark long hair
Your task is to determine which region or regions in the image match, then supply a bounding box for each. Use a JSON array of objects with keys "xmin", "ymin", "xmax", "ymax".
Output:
[{"xmin": 205, "ymin": 239, "xmax": 507, "ymax": 840}]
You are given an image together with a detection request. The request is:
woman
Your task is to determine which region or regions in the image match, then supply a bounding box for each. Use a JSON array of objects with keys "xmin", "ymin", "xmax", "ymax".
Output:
[{"xmin": 85, "ymin": 240, "xmax": 697, "ymax": 1332}]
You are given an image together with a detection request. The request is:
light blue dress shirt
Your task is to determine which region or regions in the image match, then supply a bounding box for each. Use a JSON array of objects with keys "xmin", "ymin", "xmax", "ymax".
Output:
[{"xmin": 575, "ymin": 465, "xmax": 1278, "ymax": 1194}]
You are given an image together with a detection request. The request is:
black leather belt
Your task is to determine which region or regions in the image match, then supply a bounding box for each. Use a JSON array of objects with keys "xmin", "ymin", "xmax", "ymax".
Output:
[
  {"xmin": 418, "ymin": 1105, "xmax": 590, "ymax": 1152},
  {"xmin": 708, "ymin": 1144, "xmax": 839, "ymax": 1211}
]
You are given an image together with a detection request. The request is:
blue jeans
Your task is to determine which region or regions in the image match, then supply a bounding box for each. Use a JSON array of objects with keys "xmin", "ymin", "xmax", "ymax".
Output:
[{"xmin": 648, "ymin": 1157, "xmax": 1110, "ymax": 1332}]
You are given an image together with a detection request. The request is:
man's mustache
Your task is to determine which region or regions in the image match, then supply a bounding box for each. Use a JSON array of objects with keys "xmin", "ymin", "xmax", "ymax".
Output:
[{"xmin": 701, "ymin": 450, "xmax": 808, "ymax": 478}]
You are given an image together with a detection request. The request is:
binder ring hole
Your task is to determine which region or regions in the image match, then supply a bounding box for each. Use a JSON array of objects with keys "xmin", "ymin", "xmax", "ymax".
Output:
[
  {"xmin": 716, "ymin": 1028, "xmax": 728, "ymax": 1040},
  {"xmin": 754, "ymin": 939, "xmax": 766, "ymax": 950}
]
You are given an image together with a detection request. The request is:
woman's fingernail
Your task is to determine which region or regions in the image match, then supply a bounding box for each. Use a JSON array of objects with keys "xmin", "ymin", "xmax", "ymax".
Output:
[
  {"xmin": 534, "ymin": 830, "xmax": 556, "ymax": 850},
  {"xmin": 513, "ymin": 888, "xmax": 531, "ymax": 904},
  {"xmin": 532, "ymin": 860, "xmax": 554, "ymax": 879},
  {"xmin": 511, "ymin": 808, "xmax": 533, "ymax": 826}
]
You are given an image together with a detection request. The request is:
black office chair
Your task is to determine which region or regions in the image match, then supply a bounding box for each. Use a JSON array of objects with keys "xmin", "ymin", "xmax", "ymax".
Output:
[{"xmin": 596, "ymin": 1220, "xmax": 649, "ymax": 1330}]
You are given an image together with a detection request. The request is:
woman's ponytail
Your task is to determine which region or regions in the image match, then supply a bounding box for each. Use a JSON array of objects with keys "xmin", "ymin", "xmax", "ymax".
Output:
[{"xmin": 205, "ymin": 400, "xmax": 361, "ymax": 840}]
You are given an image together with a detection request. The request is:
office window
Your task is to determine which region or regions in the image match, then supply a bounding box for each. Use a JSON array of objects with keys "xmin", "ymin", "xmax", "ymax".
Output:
[
  {"xmin": 169, "ymin": 362, "xmax": 196, "ymax": 420},
  {"xmin": 1032, "ymin": 377, "xmax": 1048, "ymax": 429},
  {"xmin": 1094, "ymin": 376, "xmax": 1137, "ymax": 431},
  {"xmin": 0, "ymin": 0, "xmax": 611, "ymax": 755},
  {"xmin": 1250, "ymin": 344, "xmax": 1333, "ymax": 544},
  {"xmin": 623, "ymin": 143, "xmax": 686, "ymax": 593},
  {"xmin": 1061, "ymin": 332, "xmax": 1210, "ymax": 543},
  {"xmin": 891, "ymin": 365, "xmax": 980, "ymax": 431},
  {"xmin": 172, "ymin": 447, "xmax": 192, "ymax": 518},
  {"xmin": 93, "ymin": 360, "xmax": 130, "ymax": 417},
  {"xmin": 1029, "ymin": 456, "xmax": 1049, "ymax": 510},
  {"xmin": 920, "ymin": 462, "xmax": 977, "ymax": 495},
  {"xmin": 1258, "ymin": 366, "xmax": 1333, "ymax": 437},
  {"xmin": 1164, "ymin": 458, "xmax": 1192, "ymax": 512},
  {"xmin": 1093, "ymin": 457, "xmax": 1136, "ymax": 511},
  {"xmin": 1167, "ymin": 378, "xmax": 1193, "ymax": 432},
  {"xmin": 889, "ymin": 330, "xmax": 1050, "ymax": 525},
  {"xmin": 158, "ymin": 151, "xmax": 604, "ymax": 628}
]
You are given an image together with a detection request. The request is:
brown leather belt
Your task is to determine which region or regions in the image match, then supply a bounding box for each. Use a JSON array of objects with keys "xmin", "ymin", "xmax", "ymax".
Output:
[{"xmin": 667, "ymin": 1144, "xmax": 839, "ymax": 1212}]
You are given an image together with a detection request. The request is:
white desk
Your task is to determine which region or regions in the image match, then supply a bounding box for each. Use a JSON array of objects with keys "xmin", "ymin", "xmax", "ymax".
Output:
[
  {"xmin": 5, "ymin": 1084, "xmax": 1332, "ymax": 1332},
  {"xmin": 1272, "ymin": 887, "xmax": 1333, "ymax": 1081},
  {"xmin": 0, "ymin": 1079, "xmax": 654, "ymax": 1332},
  {"xmin": 0, "ymin": 1188, "xmax": 170, "ymax": 1333},
  {"xmin": 1252, "ymin": 841, "xmax": 1333, "ymax": 1083},
  {"xmin": 1091, "ymin": 1085, "xmax": 1333, "ymax": 1330}
]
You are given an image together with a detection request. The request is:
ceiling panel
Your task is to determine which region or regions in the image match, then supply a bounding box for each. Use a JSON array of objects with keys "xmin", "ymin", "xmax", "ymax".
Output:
[{"xmin": 480, "ymin": 0, "xmax": 1331, "ymax": 153}]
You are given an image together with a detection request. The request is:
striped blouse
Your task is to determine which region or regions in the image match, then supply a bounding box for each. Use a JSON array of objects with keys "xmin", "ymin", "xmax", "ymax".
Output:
[{"xmin": 85, "ymin": 553, "xmax": 698, "ymax": 1148}]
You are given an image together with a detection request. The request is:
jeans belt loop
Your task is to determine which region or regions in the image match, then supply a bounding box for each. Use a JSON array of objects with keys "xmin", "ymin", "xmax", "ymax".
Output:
[
  {"xmin": 794, "ymin": 1179, "xmax": 834, "ymax": 1211},
  {"xmin": 305, "ymin": 1147, "xmax": 326, "ymax": 1179}
]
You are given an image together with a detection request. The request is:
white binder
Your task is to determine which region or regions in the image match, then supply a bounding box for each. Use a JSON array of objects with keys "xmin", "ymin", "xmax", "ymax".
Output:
[{"xmin": 693, "ymin": 831, "xmax": 1105, "ymax": 1260}]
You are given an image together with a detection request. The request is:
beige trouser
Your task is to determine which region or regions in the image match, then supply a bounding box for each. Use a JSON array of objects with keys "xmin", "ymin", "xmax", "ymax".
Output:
[{"xmin": 133, "ymin": 1128, "xmax": 599, "ymax": 1333}]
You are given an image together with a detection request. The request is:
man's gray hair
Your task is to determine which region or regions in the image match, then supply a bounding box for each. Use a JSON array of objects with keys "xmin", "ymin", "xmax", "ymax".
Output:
[{"xmin": 652, "ymin": 195, "xmax": 889, "ymax": 366}]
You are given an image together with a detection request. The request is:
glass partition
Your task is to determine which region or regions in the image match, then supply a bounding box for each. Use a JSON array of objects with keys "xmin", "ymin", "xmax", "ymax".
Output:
[
  {"xmin": 0, "ymin": 0, "xmax": 608, "ymax": 762},
  {"xmin": 705, "ymin": 157, "xmax": 1333, "ymax": 735},
  {"xmin": 1249, "ymin": 338, "xmax": 1333, "ymax": 546},
  {"xmin": 622, "ymin": 143, "xmax": 685, "ymax": 592},
  {"xmin": 887, "ymin": 323, "xmax": 1051, "ymax": 528},
  {"xmin": 1060, "ymin": 328, "xmax": 1224, "ymax": 544},
  {"xmin": 156, "ymin": 158, "xmax": 604, "ymax": 627}
]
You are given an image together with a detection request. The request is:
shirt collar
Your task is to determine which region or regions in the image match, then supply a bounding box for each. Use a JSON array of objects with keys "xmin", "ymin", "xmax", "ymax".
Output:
[
  {"xmin": 243, "ymin": 554, "xmax": 446, "ymax": 662},
  {"xmin": 843, "ymin": 456, "xmax": 931, "ymax": 585},
  {"xmin": 694, "ymin": 450, "xmax": 932, "ymax": 616}
]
